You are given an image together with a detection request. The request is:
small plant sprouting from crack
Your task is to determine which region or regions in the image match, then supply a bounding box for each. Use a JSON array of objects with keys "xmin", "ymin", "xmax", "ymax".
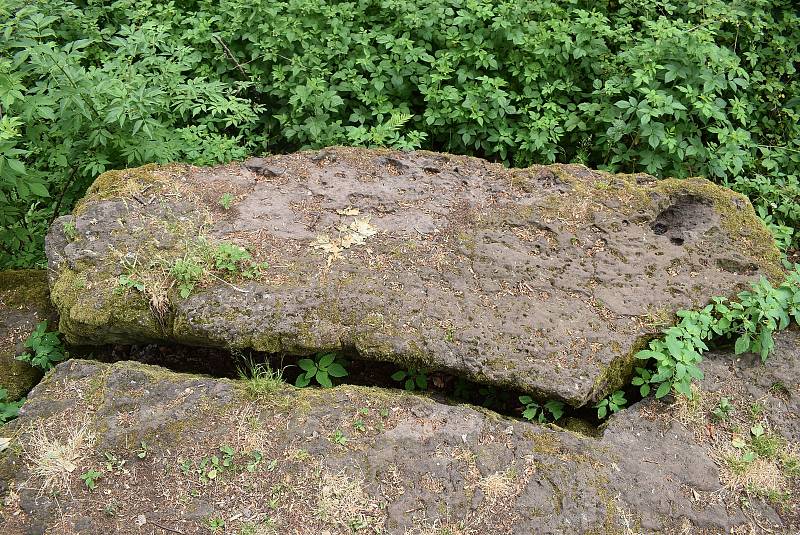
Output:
[
  {"xmin": 295, "ymin": 353, "xmax": 349, "ymax": 388},
  {"xmin": 391, "ymin": 368, "xmax": 428, "ymax": 391},
  {"xmin": 18, "ymin": 320, "xmax": 68, "ymax": 371},
  {"xmin": 594, "ymin": 390, "xmax": 627, "ymax": 419}
]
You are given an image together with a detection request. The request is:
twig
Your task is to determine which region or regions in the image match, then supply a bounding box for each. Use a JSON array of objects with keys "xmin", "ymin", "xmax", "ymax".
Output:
[
  {"xmin": 208, "ymin": 271, "xmax": 250, "ymax": 293},
  {"xmin": 49, "ymin": 168, "xmax": 78, "ymax": 226},
  {"xmin": 149, "ymin": 520, "xmax": 186, "ymax": 535},
  {"xmin": 213, "ymin": 35, "xmax": 247, "ymax": 78}
]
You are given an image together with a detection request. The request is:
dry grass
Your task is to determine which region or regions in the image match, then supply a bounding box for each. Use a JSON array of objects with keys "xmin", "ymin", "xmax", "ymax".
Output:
[
  {"xmin": 721, "ymin": 456, "xmax": 789, "ymax": 497},
  {"xmin": 314, "ymin": 469, "xmax": 384, "ymax": 531},
  {"xmin": 477, "ymin": 469, "xmax": 516, "ymax": 502},
  {"xmin": 22, "ymin": 419, "xmax": 94, "ymax": 496}
]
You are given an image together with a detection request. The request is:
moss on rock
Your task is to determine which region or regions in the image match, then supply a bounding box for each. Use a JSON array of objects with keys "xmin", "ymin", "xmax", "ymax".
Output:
[{"xmin": 0, "ymin": 270, "xmax": 52, "ymax": 400}]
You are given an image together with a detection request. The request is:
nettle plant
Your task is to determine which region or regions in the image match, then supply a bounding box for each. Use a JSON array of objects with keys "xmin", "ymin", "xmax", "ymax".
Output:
[
  {"xmin": 631, "ymin": 266, "xmax": 800, "ymax": 408},
  {"xmin": 391, "ymin": 368, "xmax": 428, "ymax": 392},
  {"xmin": 519, "ymin": 396, "xmax": 564, "ymax": 423},
  {"xmin": 295, "ymin": 352, "xmax": 348, "ymax": 388},
  {"xmin": 18, "ymin": 320, "xmax": 67, "ymax": 370}
]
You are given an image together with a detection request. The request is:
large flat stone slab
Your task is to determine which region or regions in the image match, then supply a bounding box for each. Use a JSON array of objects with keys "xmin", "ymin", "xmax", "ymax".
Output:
[
  {"xmin": 45, "ymin": 148, "xmax": 781, "ymax": 405},
  {"xmin": 1, "ymin": 356, "xmax": 796, "ymax": 533}
]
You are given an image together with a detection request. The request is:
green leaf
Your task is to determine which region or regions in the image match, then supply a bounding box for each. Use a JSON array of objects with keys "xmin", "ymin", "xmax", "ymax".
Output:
[
  {"xmin": 315, "ymin": 370, "xmax": 332, "ymax": 388},
  {"xmin": 544, "ymin": 400, "xmax": 564, "ymax": 420},
  {"xmin": 295, "ymin": 373, "xmax": 311, "ymax": 388},
  {"xmin": 415, "ymin": 375, "xmax": 428, "ymax": 390},
  {"xmin": 318, "ymin": 353, "xmax": 335, "ymax": 368},
  {"xmin": 404, "ymin": 378, "xmax": 415, "ymax": 391},
  {"xmin": 635, "ymin": 350, "xmax": 664, "ymax": 360},
  {"xmin": 327, "ymin": 363, "xmax": 348, "ymax": 378},
  {"xmin": 655, "ymin": 382, "xmax": 672, "ymax": 399},
  {"xmin": 734, "ymin": 334, "xmax": 750, "ymax": 354},
  {"xmin": 28, "ymin": 182, "xmax": 49, "ymax": 197},
  {"xmin": 391, "ymin": 370, "xmax": 407, "ymax": 381},
  {"xmin": 298, "ymin": 359, "xmax": 316, "ymax": 373},
  {"xmin": 639, "ymin": 383, "xmax": 651, "ymax": 397}
]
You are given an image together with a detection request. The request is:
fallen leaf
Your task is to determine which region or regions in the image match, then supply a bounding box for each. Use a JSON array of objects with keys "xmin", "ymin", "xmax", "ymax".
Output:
[{"xmin": 336, "ymin": 207, "xmax": 360, "ymax": 216}]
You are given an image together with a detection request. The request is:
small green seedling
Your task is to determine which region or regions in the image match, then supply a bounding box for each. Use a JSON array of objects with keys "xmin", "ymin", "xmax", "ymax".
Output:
[
  {"xmin": 391, "ymin": 368, "xmax": 428, "ymax": 391},
  {"xmin": 171, "ymin": 257, "xmax": 205, "ymax": 298},
  {"xmin": 246, "ymin": 450, "xmax": 263, "ymax": 472},
  {"xmin": 212, "ymin": 242, "xmax": 251, "ymax": 272},
  {"xmin": 18, "ymin": 320, "xmax": 67, "ymax": 370},
  {"xmin": 295, "ymin": 352, "xmax": 348, "ymax": 388},
  {"xmin": 330, "ymin": 430, "xmax": 348, "ymax": 446},
  {"xmin": 118, "ymin": 273, "xmax": 145, "ymax": 292},
  {"xmin": 218, "ymin": 192, "xmax": 235, "ymax": 210},
  {"xmin": 519, "ymin": 396, "xmax": 564, "ymax": 422},
  {"xmin": 80, "ymin": 469, "xmax": 102, "ymax": 490},
  {"xmin": 595, "ymin": 390, "xmax": 627, "ymax": 419},
  {"xmin": 135, "ymin": 441, "xmax": 148, "ymax": 459},
  {"xmin": 712, "ymin": 397, "xmax": 734, "ymax": 421},
  {"xmin": 63, "ymin": 220, "xmax": 77, "ymax": 240},
  {"xmin": 208, "ymin": 517, "xmax": 225, "ymax": 532}
]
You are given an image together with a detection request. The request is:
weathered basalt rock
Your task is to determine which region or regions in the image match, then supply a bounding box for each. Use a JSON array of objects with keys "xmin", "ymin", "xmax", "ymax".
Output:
[
  {"xmin": 0, "ymin": 344, "xmax": 797, "ymax": 534},
  {"xmin": 46, "ymin": 148, "xmax": 781, "ymax": 405},
  {"xmin": 0, "ymin": 271, "xmax": 51, "ymax": 400}
]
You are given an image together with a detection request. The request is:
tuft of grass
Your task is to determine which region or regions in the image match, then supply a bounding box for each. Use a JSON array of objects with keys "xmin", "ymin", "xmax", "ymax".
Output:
[
  {"xmin": 476, "ymin": 469, "xmax": 516, "ymax": 502},
  {"xmin": 238, "ymin": 359, "xmax": 285, "ymax": 398},
  {"xmin": 23, "ymin": 420, "xmax": 94, "ymax": 495}
]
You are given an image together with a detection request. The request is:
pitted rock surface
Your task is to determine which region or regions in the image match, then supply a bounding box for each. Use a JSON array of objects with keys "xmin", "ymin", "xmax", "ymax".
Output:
[
  {"xmin": 1, "ymin": 357, "xmax": 796, "ymax": 534},
  {"xmin": 45, "ymin": 148, "xmax": 781, "ymax": 405}
]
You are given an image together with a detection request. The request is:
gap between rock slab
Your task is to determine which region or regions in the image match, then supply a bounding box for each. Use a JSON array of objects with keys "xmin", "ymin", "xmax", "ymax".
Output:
[{"xmin": 70, "ymin": 342, "xmax": 604, "ymax": 435}]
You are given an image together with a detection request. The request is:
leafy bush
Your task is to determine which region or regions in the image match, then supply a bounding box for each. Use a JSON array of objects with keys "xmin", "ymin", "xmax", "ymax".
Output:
[
  {"xmin": 18, "ymin": 319, "xmax": 67, "ymax": 370},
  {"xmin": 633, "ymin": 265, "xmax": 800, "ymax": 402},
  {"xmin": 1, "ymin": 0, "xmax": 798, "ymax": 267}
]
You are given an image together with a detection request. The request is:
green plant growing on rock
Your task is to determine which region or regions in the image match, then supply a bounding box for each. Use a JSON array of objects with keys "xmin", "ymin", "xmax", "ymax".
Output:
[
  {"xmin": 212, "ymin": 243, "xmax": 251, "ymax": 272},
  {"xmin": 117, "ymin": 273, "xmax": 145, "ymax": 293},
  {"xmin": 632, "ymin": 266, "xmax": 800, "ymax": 405},
  {"xmin": 80, "ymin": 469, "xmax": 101, "ymax": 491},
  {"xmin": 295, "ymin": 353, "xmax": 348, "ymax": 388},
  {"xmin": 218, "ymin": 193, "xmax": 234, "ymax": 210},
  {"xmin": 62, "ymin": 220, "xmax": 77, "ymax": 241},
  {"xmin": 391, "ymin": 368, "xmax": 428, "ymax": 391},
  {"xmin": 170, "ymin": 257, "xmax": 205, "ymax": 298},
  {"xmin": 594, "ymin": 391, "xmax": 627, "ymax": 419},
  {"xmin": 238, "ymin": 358, "xmax": 285, "ymax": 397},
  {"xmin": 18, "ymin": 320, "xmax": 67, "ymax": 370},
  {"xmin": 712, "ymin": 397, "xmax": 735, "ymax": 421},
  {"xmin": 0, "ymin": 388, "xmax": 24, "ymax": 423},
  {"xmin": 519, "ymin": 396, "xmax": 564, "ymax": 423}
]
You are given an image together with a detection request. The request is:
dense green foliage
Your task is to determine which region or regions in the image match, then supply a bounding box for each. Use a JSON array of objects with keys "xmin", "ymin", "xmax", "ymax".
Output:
[{"xmin": 1, "ymin": 0, "xmax": 798, "ymax": 267}]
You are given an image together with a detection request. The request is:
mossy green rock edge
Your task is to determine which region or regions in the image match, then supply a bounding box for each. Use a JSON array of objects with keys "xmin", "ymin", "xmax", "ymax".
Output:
[
  {"xmin": 0, "ymin": 270, "xmax": 50, "ymax": 400},
  {"xmin": 45, "ymin": 147, "xmax": 782, "ymax": 406}
]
